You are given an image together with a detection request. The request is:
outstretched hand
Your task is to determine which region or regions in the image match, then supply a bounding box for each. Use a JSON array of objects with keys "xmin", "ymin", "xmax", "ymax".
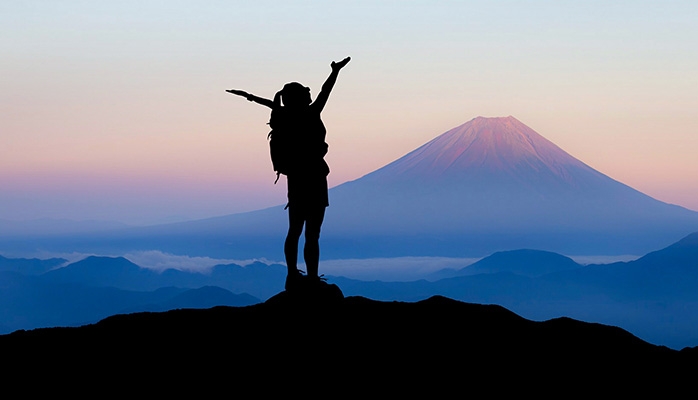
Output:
[
  {"xmin": 331, "ymin": 57, "xmax": 351, "ymax": 72},
  {"xmin": 226, "ymin": 89, "xmax": 251, "ymax": 99}
]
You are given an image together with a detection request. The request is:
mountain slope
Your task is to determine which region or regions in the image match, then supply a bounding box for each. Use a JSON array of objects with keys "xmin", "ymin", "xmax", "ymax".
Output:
[
  {"xmin": 329, "ymin": 116, "xmax": 696, "ymax": 228},
  {"xmin": 361, "ymin": 115, "xmax": 600, "ymax": 184},
  {"xmin": 459, "ymin": 249, "xmax": 582, "ymax": 277},
  {"xmin": 43, "ymin": 256, "xmax": 161, "ymax": 291}
]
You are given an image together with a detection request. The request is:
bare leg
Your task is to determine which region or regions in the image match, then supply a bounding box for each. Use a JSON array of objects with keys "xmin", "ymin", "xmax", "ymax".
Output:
[
  {"xmin": 285, "ymin": 206, "xmax": 304, "ymax": 274},
  {"xmin": 303, "ymin": 207, "xmax": 326, "ymax": 278}
]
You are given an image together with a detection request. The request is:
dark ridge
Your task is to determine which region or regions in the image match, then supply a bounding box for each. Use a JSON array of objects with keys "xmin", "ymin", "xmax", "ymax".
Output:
[{"xmin": 1, "ymin": 292, "xmax": 692, "ymax": 393}]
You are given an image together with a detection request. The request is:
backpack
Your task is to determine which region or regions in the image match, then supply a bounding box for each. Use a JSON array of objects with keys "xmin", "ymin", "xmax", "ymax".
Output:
[
  {"xmin": 267, "ymin": 107, "xmax": 294, "ymax": 183},
  {"xmin": 267, "ymin": 106, "xmax": 330, "ymax": 183}
]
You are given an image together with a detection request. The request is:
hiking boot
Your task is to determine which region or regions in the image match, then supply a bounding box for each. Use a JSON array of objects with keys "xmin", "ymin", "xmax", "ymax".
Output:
[
  {"xmin": 284, "ymin": 269, "xmax": 306, "ymax": 291},
  {"xmin": 304, "ymin": 274, "xmax": 327, "ymax": 286}
]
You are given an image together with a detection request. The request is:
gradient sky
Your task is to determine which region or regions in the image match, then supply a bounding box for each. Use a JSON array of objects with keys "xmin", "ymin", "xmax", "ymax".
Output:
[{"xmin": 2, "ymin": 1, "xmax": 697, "ymax": 225}]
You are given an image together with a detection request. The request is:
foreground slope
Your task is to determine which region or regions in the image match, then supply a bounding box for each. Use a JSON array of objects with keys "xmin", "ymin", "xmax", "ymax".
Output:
[{"xmin": 1, "ymin": 294, "xmax": 692, "ymax": 391}]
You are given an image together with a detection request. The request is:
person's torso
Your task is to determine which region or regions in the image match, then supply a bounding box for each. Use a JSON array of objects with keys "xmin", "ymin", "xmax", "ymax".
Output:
[{"xmin": 275, "ymin": 106, "xmax": 328, "ymax": 175}]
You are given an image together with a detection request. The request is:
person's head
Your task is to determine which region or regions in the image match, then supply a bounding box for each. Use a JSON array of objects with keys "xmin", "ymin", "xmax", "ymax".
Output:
[{"xmin": 281, "ymin": 82, "xmax": 311, "ymax": 108}]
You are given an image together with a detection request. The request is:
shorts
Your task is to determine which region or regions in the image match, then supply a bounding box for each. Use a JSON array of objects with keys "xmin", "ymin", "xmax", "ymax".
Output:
[{"xmin": 286, "ymin": 174, "xmax": 329, "ymax": 210}]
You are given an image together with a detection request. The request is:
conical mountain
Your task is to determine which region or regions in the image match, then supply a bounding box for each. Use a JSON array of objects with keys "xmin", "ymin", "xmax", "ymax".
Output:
[{"xmin": 322, "ymin": 116, "xmax": 698, "ymax": 256}]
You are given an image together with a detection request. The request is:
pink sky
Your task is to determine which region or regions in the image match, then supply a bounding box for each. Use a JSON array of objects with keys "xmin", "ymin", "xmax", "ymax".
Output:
[{"xmin": 2, "ymin": 2, "xmax": 697, "ymax": 225}]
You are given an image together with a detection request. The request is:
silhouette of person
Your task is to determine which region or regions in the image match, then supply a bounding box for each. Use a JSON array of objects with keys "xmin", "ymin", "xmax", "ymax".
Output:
[{"xmin": 227, "ymin": 57, "xmax": 350, "ymax": 290}]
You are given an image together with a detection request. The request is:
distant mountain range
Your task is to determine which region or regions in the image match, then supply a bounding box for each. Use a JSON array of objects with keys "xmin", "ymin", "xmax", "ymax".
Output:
[
  {"xmin": 2, "ymin": 232, "xmax": 698, "ymax": 349},
  {"xmin": 5, "ymin": 115, "xmax": 694, "ymax": 259},
  {"xmin": 0, "ymin": 255, "xmax": 67, "ymax": 274},
  {"xmin": 42, "ymin": 256, "xmax": 286, "ymax": 297},
  {"xmin": 0, "ymin": 258, "xmax": 262, "ymax": 334},
  {"xmin": 333, "ymin": 232, "xmax": 698, "ymax": 349}
]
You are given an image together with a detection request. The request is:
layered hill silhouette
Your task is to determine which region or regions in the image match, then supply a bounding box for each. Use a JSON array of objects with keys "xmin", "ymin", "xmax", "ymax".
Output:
[
  {"xmin": 3, "ymin": 232, "xmax": 698, "ymax": 348},
  {"xmin": 333, "ymin": 232, "xmax": 698, "ymax": 349},
  {"xmin": 0, "ymin": 257, "xmax": 261, "ymax": 334},
  {"xmin": 2, "ymin": 294, "xmax": 693, "ymax": 391},
  {"xmin": 0, "ymin": 255, "xmax": 66, "ymax": 274},
  {"xmin": 14, "ymin": 115, "xmax": 696, "ymax": 259},
  {"xmin": 43, "ymin": 256, "xmax": 286, "ymax": 297}
]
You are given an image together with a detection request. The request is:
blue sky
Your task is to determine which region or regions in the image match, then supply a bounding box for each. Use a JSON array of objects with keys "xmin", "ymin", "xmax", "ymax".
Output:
[{"xmin": 2, "ymin": 1, "xmax": 697, "ymax": 224}]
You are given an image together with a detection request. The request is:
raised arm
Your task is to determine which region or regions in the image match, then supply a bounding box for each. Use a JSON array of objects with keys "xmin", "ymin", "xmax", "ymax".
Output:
[
  {"xmin": 226, "ymin": 89, "xmax": 277, "ymax": 109},
  {"xmin": 312, "ymin": 57, "xmax": 350, "ymax": 113}
]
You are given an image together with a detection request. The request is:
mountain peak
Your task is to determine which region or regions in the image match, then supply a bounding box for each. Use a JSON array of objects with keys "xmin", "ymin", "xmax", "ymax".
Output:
[{"xmin": 367, "ymin": 116, "xmax": 591, "ymax": 184}]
